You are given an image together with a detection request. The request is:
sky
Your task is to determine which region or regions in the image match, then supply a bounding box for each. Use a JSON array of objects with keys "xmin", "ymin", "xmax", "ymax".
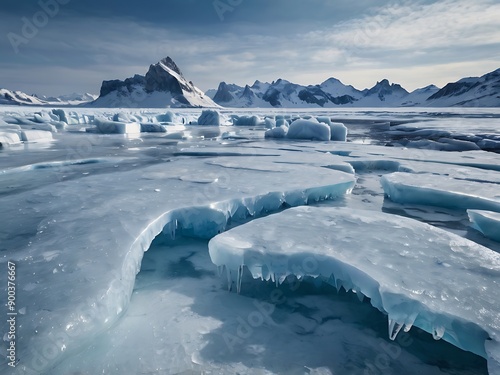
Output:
[{"xmin": 0, "ymin": 0, "xmax": 499, "ymax": 96}]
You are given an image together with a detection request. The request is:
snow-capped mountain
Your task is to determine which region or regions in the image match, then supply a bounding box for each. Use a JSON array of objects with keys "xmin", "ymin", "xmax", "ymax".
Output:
[
  {"xmin": 0, "ymin": 89, "xmax": 47, "ymax": 106},
  {"xmin": 91, "ymin": 57, "xmax": 218, "ymax": 108},
  {"xmin": 400, "ymin": 85, "xmax": 440, "ymax": 107},
  {"xmin": 357, "ymin": 79, "xmax": 409, "ymax": 106},
  {"xmin": 426, "ymin": 68, "xmax": 500, "ymax": 107},
  {"xmin": 0, "ymin": 89, "xmax": 97, "ymax": 106},
  {"xmin": 207, "ymin": 77, "xmax": 416, "ymax": 108},
  {"xmin": 37, "ymin": 93, "xmax": 98, "ymax": 105},
  {"xmin": 208, "ymin": 68, "xmax": 500, "ymax": 108}
]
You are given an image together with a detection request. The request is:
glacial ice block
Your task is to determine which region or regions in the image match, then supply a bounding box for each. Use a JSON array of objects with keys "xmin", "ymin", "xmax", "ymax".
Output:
[
  {"xmin": 381, "ymin": 172, "xmax": 500, "ymax": 212},
  {"xmin": 287, "ymin": 119, "xmax": 331, "ymax": 142},
  {"xmin": 93, "ymin": 118, "xmax": 142, "ymax": 134},
  {"xmin": 0, "ymin": 154, "xmax": 354, "ymax": 374},
  {"xmin": 468, "ymin": 210, "xmax": 500, "ymax": 242},
  {"xmin": 20, "ymin": 130, "xmax": 54, "ymax": 142},
  {"xmin": 0, "ymin": 131, "xmax": 21, "ymax": 146},
  {"xmin": 208, "ymin": 206, "xmax": 500, "ymax": 372},
  {"xmin": 198, "ymin": 110, "xmax": 221, "ymax": 126}
]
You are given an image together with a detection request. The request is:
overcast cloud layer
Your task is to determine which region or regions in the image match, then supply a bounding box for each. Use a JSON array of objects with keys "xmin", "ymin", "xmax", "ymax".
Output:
[{"xmin": 1, "ymin": 0, "xmax": 499, "ymax": 96}]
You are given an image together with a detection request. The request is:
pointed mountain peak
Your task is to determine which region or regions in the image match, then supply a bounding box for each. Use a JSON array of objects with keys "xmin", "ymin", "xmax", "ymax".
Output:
[
  {"xmin": 213, "ymin": 81, "xmax": 234, "ymax": 103},
  {"xmin": 377, "ymin": 79, "xmax": 391, "ymax": 86},
  {"xmin": 322, "ymin": 77, "xmax": 342, "ymax": 85},
  {"xmin": 240, "ymin": 84, "xmax": 255, "ymax": 99},
  {"xmin": 159, "ymin": 57, "xmax": 181, "ymax": 75}
]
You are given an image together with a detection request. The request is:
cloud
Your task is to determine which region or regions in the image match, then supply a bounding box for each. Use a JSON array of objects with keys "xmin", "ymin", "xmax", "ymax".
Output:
[
  {"xmin": 323, "ymin": 0, "xmax": 500, "ymax": 50},
  {"xmin": 0, "ymin": 0, "xmax": 498, "ymax": 95}
]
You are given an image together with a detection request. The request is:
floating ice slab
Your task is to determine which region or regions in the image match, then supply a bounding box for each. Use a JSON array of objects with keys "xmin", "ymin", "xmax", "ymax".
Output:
[
  {"xmin": 0, "ymin": 131, "xmax": 21, "ymax": 146},
  {"xmin": 93, "ymin": 119, "xmax": 142, "ymax": 134},
  {"xmin": 329, "ymin": 122, "xmax": 348, "ymax": 142},
  {"xmin": 264, "ymin": 125, "xmax": 287, "ymax": 139},
  {"xmin": 0, "ymin": 152, "xmax": 354, "ymax": 373},
  {"xmin": 198, "ymin": 109, "xmax": 221, "ymax": 126},
  {"xmin": 140, "ymin": 123, "xmax": 168, "ymax": 132},
  {"xmin": 382, "ymin": 172, "xmax": 500, "ymax": 212},
  {"xmin": 233, "ymin": 115, "xmax": 260, "ymax": 126},
  {"xmin": 468, "ymin": 210, "xmax": 500, "ymax": 242},
  {"xmin": 208, "ymin": 206, "xmax": 500, "ymax": 373},
  {"xmin": 287, "ymin": 119, "xmax": 331, "ymax": 141},
  {"xmin": 20, "ymin": 130, "xmax": 53, "ymax": 142}
]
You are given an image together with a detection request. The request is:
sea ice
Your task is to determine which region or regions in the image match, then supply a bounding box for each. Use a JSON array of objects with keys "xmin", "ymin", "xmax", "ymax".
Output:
[
  {"xmin": 20, "ymin": 130, "xmax": 54, "ymax": 142},
  {"xmin": 92, "ymin": 118, "xmax": 142, "ymax": 134},
  {"xmin": 264, "ymin": 125, "xmax": 288, "ymax": 139},
  {"xmin": 0, "ymin": 131, "xmax": 21, "ymax": 146},
  {"xmin": 208, "ymin": 206, "xmax": 500, "ymax": 372},
  {"xmin": 232, "ymin": 115, "xmax": 261, "ymax": 126},
  {"xmin": 287, "ymin": 119, "xmax": 331, "ymax": 141},
  {"xmin": 198, "ymin": 110, "xmax": 221, "ymax": 126},
  {"xmin": 381, "ymin": 172, "xmax": 500, "ymax": 212},
  {"xmin": 468, "ymin": 210, "xmax": 500, "ymax": 242}
]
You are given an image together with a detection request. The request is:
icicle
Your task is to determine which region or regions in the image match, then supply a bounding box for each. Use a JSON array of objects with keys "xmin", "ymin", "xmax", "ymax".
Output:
[
  {"xmin": 355, "ymin": 289, "xmax": 365, "ymax": 302},
  {"xmin": 226, "ymin": 268, "xmax": 232, "ymax": 292},
  {"xmin": 172, "ymin": 219, "xmax": 176, "ymax": 240},
  {"xmin": 335, "ymin": 279, "xmax": 342, "ymax": 293},
  {"xmin": 432, "ymin": 326, "xmax": 445, "ymax": 340},
  {"xmin": 403, "ymin": 312, "xmax": 418, "ymax": 332},
  {"xmin": 278, "ymin": 274, "xmax": 287, "ymax": 285},
  {"xmin": 388, "ymin": 318, "xmax": 404, "ymax": 341},
  {"xmin": 237, "ymin": 265, "xmax": 243, "ymax": 294},
  {"xmin": 217, "ymin": 265, "xmax": 224, "ymax": 277},
  {"xmin": 327, "ymin": 274, "xmax": 336, "ymax": 288}
]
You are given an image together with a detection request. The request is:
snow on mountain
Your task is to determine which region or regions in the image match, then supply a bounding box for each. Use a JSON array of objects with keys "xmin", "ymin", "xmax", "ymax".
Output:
[
  {"xmin": 0, "ymin": 89, "xmax": 97, "ymax": 106},
  {"xmin": 208, "ymin": 77, "xmax": 411, "ymax": 108},
  {"xmin": 91, "ymin": 57, "xmax": 218, "ymax": 108},
  {"xmin": 39, "ymin": 93, "xmax": 98, "ymax": 105},
  {"xmin": 207, "ymin": 68, "xmax": 500, "ymax": 108},
  {"xmin": 426, "ymin": 68, "xmax": 500, "ymax": 107},
  {"xmin": 356, "ymin": 79, "xmax": 409, "ymax": 106},
  {"xmin": 319, "ymin": 77, "xmax": 363, "ymax": 99},
  {"xmin": 0, "ymin": 89, "xmax": 48, "ymax": 106},
  {"xmin": 400, "ymin": 85, "xmax": 440, "ymax": 107}
]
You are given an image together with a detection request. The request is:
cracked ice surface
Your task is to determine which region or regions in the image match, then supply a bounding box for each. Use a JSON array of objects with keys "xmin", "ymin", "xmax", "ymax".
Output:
[
  {"xmin": 209, "ymin": 206, "xmax": 500, "ymax": 373},
  {"xmin": 0, "ymin": 141, "xmax": 354, "ymax": 374}
]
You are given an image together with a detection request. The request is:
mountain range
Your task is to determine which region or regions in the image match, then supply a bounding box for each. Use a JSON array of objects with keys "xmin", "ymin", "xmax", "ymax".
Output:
[
  {"xmin": 1, "ymin": 57, "xmax": 499, "ymax": 108},
  {"xmin": 207, "ymin": 68, "xmax": 500, "ymax": 108},
  {"xmin": 0, "ymin": 89, "xmax": 97, "ymax": 106}
]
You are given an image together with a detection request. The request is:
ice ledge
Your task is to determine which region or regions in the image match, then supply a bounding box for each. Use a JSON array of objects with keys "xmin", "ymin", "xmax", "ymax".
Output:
[
  {"xmin": 468, "ymin": 210, "xmax": 500, "ymax": 243},
  {"xmin": 208, "ymin": 206, "xmax": 500, "ymax": 374}
]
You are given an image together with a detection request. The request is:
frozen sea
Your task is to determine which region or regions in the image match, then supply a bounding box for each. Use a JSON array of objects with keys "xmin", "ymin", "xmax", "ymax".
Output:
[{"xmin": 1, "ymin": 107, "xmax": 500, "ymax": 375}]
